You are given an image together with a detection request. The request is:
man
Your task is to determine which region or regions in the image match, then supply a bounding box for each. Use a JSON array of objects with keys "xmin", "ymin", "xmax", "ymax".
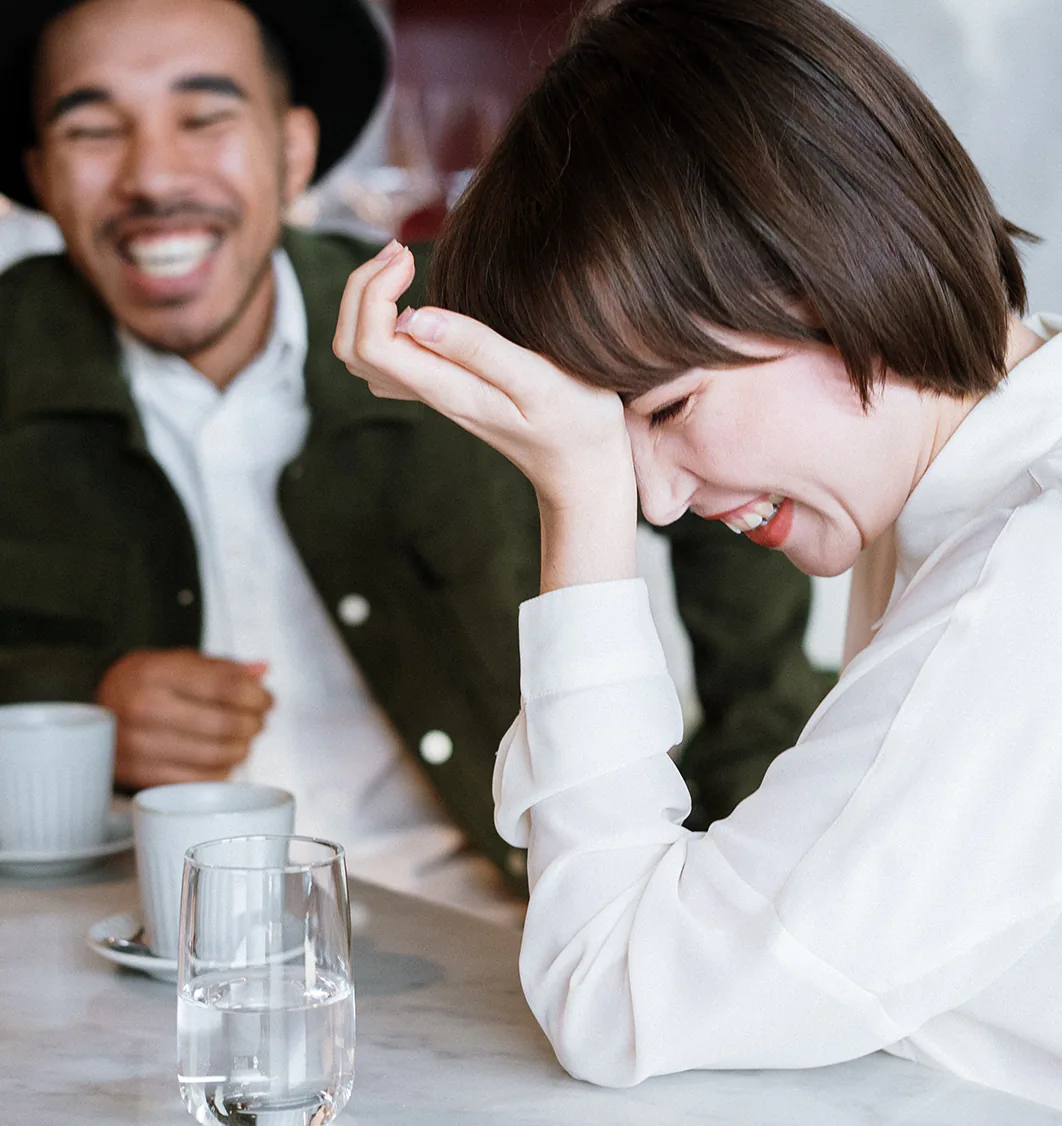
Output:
[{"xmin": 0, "ymin": 0, "xmax": 829, "ymax": 914}]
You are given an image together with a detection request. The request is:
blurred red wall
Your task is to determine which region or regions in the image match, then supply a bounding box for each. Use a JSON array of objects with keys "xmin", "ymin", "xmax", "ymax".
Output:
[{"xmin": 392, "ymin": 0, "xmax": 576, "ymax": 105}]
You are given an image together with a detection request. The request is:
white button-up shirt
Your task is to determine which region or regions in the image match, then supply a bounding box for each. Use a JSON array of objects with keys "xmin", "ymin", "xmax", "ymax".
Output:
[
  {"xmin": 496, "ymin": 315, "xmax": 1062, "ymax": 1102},
  {"xmin": 121, "ymin": 250, "xmax": 517, "ymax": 924}
]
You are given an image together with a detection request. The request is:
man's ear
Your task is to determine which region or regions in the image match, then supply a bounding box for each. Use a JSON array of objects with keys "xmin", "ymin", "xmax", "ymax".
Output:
[
  {"xmin": 281, "ymin": 107, "xmax": 319, "ymax": 206},
  {"xmin": 22, "ymin": 147, "xmax": 48, "ymax": 212}
]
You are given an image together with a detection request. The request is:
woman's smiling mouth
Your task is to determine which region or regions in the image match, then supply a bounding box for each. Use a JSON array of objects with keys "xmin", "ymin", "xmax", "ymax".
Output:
[
  {"xmin": 713, "ymin": 493, "xmax": 786, "ymax": 534},
  {"xmin": 699, "ymin": 494, "xmax": 794, "ymax": 549}
]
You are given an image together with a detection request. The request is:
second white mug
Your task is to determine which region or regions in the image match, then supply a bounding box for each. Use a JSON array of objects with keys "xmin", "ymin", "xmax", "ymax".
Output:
[{"xmin": 132, "ymin": 782, "xmax": 295, "ymax": 960}]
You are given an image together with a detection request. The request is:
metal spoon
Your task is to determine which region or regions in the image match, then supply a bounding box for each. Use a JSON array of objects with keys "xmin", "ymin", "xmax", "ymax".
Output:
[{"xmin": 97, "ymin": 925, "xmax": 156, "ymax": 958}]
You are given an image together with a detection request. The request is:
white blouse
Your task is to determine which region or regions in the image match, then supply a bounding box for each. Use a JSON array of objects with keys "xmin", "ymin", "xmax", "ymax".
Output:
[{"xmin": 494, "ymin": 314, "xmax": 1062, "ymax": 1108}]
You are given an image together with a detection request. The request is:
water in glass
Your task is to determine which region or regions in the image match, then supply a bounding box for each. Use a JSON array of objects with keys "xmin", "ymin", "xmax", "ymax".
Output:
[{"xmin": 177, "ymin": 836, "xmax": 355, "ymax": 1126}]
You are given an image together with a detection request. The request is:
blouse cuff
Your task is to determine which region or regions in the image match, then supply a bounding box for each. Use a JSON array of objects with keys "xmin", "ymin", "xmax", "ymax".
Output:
[{"xmin": 518, "ymin": 579, "xmax": 670, "ymax": 701}]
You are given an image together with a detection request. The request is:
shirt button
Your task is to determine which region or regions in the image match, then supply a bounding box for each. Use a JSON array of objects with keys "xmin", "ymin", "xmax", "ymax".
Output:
[
  {"xmin": 177, "ymin": 589, "xmax": 196, "ymax": 607},
  {"xmin": 506, "ymin": 849, "xmax": 527, "ymax": 878},
  {"xmin": 419, "ymin": 730, "xmax": 453, "ymax": 765},
  {"xmin": 337, "ymin": 594, "xmax": 371, "ymax": 626}
]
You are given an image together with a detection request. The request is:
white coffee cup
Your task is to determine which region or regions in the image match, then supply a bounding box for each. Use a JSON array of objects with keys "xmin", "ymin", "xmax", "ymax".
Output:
[
  {"xmin": 133, "ymin": 782, "xmax": 294, "ymax": 959},
  {"xmin": 0, "ymin": 703, "xmax": 116, "ymax": 853}
]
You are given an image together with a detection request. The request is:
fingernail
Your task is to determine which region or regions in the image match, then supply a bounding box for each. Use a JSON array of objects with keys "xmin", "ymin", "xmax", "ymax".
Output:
[
  {"xmin": 395, "ymin": 306, "xmax": 416, "ymax": 333},
  {"xmin": 376, "ymin": 239, "xmax": 405, "ymax": 263},
  {"xmin": 406, "ymin": 309, "xmax": 446, "ymax": 343}
]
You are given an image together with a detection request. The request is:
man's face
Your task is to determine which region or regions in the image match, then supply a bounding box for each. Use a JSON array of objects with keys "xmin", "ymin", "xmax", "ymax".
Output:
[{"xmin": 26, "ymin": 0, "xmax": 316, "ymax": 357}]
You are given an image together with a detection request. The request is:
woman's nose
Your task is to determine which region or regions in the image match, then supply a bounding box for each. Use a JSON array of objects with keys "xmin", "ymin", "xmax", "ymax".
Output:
[{"xmin": 626, "ymin": 423, "xmax": 697, "ymax": 526}]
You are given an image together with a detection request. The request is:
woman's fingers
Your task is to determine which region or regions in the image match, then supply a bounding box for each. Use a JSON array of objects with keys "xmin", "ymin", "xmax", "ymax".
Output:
[
  {"xmin": 335, "ymin": 248, "xmax": 530, "ymax": 429},
  {"xmin": 332, "ymin": 240, "xmax": 412, "ymax": 365},
  {"xmin": 334, "ymin": 242, "xmax": 552, "ymax": 422},
  {"xmin": 397, "ymin": 306, "xmax": 550, "ymax": 404}
]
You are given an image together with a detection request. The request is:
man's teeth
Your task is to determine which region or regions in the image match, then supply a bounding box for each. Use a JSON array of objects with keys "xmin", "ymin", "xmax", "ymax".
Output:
[
  {"xmin": 723, "ymin": 493, "xmax": 786, "ymax": 535},
  {"xmin": 127, "ymin": 234, "xmax": 218, "ymax": 279}
]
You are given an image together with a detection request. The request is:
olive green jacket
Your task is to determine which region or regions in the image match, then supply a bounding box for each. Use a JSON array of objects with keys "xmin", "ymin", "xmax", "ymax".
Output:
[{"xmin": 0, "ymin": 227, "xmax": 830, "ymax": 886}]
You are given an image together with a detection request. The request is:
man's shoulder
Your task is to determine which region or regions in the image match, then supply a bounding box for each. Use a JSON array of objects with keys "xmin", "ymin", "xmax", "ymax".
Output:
[
  {"xmin": 0, "ymin": 251, "xmax": 80, "ymax": 308},
  {"xmin": 282, "ymin": 226, "xmax": 430, "ymax": 312},
  {"xmin": 281, "ymin": 226, "xmax": 377, "ymax": 299},
  {"xmin": 0, "ymin": 252, "xmax": 116, "ymax": 406}
]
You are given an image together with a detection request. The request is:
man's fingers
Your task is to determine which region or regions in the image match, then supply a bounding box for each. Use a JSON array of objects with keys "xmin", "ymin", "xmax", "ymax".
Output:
[
  {"xmin": 119, "ymin": 723, "xmax": 252, "ymax": 770},
  {"xmin": 153, "ymin": 693, "xmax": 267, "ymax": 742},
  {"xmin": 162, "ymin": 653, "xmax": 274, "ymax": 713},
  {"xmin": 98, "ymin": 649, "xmax": 272, "ymax": 717},
  {"xmin": 115, "ymin": 747, "xmax": 238, "ymax": 790}
]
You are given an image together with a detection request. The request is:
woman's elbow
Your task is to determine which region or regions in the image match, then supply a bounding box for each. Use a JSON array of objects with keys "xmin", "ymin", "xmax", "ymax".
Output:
[{"xmin": 522, "ymin": 961, "xmax": 648, "ymax": 1087}]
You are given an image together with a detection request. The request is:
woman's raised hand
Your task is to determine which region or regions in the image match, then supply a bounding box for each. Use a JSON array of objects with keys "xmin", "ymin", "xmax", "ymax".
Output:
[{"xmin": 333, "ymin": 242, "xmax": 639, "ymax": 591}]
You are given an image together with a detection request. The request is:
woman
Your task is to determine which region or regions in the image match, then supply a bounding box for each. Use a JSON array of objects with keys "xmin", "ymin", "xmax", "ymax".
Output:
[{"xmin": 333, "ymin": 0, "xmax": 1062, "ymax": 1107}]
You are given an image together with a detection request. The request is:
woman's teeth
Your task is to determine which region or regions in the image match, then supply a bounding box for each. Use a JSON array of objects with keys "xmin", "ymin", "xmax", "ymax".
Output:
[
  {"xmin": 126, "ymin": 233, "xmax": 218, "ymax": 279},
  {"xmin": 723, "ymin": 493, "xmax": 785, "ymax": 535}
]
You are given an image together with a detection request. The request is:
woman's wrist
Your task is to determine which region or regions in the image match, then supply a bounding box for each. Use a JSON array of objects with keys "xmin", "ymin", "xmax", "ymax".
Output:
[{"xmin": 537, "ymin": 472, "xmax": 639, "ymax": 594}]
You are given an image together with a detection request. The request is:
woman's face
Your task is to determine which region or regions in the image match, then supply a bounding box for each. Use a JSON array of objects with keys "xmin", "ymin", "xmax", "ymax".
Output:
[{"xmin": 623, "ymin": 333, "xmax": 939, "ymax": 577}]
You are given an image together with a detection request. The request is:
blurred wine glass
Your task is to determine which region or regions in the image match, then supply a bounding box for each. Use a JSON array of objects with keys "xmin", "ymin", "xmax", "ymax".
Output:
[{"xmin": 334, "ymin": 83, "xmax": 509, "ymax": 244}]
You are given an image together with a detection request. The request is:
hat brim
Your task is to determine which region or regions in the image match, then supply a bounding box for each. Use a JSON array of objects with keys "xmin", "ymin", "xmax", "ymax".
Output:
[{"xmin": 0, "ymin": 0, "xmax": 388, "ymax": 209}]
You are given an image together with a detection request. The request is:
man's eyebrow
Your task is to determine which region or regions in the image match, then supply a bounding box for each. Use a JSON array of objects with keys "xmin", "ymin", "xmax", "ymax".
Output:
[
  {"xmin": 173, "ymin": 74, "xmax": 249, "ymax": 100},
  {"xmin": 46, "ymin": 87, "xmax": 110, "ymax": 124},
  {"xmin": 43, "ymin": 74, "xmax": 248, "ymax": 126}
]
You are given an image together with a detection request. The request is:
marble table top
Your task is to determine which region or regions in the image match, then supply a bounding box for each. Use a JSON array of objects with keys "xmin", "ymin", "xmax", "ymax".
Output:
[{"xmin": 2, "ymin": 849, "xmax": 1062, "ymax": 1126}]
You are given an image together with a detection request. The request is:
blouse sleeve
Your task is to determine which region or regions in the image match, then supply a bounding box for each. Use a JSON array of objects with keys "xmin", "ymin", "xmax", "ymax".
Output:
[{"xmin": 494, "ymin": 495, "xmax": 1062, "ymax": 1087}]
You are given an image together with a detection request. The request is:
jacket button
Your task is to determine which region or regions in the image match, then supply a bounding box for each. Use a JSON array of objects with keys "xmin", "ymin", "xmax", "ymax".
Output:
[
  {"xmin": 177, "ymin": 589, "xmax": 196, "ymax": 607},
  {"xmin": 419, "ymin": 730, "xmax": 453, "ymax": 765},
  {"xmin": 337, "ymin": 594, "xmax": 371, "ymax": 626}
]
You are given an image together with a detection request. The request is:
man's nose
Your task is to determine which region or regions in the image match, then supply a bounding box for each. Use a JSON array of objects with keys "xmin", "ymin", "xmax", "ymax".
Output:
[
  {"xmin": 116, "ymin": 122, "xmax": 188, "ymax": 199},
  {"xmin": 627, "ymin": 425, "xmax": 697, "ymax": 527}
]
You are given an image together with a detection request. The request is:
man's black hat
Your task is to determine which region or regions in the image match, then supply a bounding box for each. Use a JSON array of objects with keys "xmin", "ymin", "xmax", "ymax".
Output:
[{"xmin": 0, "ymin": 0, "xmax": 389, "ymax": 208}]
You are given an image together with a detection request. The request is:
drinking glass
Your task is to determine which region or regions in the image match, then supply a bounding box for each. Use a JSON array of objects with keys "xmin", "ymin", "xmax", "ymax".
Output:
[{"xmin": 177, "ymin": 836, "xmax": 355, "ymax": 1126}]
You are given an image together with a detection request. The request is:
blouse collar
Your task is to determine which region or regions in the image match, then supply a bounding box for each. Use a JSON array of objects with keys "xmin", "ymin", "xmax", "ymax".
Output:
[{"xmin": 893, "ymin": 314, "xmax": 1062, "ymax": 592}]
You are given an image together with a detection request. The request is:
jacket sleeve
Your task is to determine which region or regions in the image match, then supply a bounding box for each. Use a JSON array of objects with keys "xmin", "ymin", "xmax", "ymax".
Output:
[
  {"xmin": 0, "ymin": 644, "xmax": 112, "ymax": 704},
  {"xmin": 495, "ymin": 499, "xmax": 1062, "ymax": 1087},
  {"xmin": 0, "ymin": 537, "xmax": 131, "ymax": 705},
  {"xmin": 656, "ymin": 512, "xmax": 834, "ymax": 827}
]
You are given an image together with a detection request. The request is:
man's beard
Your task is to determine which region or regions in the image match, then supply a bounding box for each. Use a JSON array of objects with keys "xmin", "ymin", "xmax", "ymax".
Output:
[{"xmin": 129, "ymin": 246, "xmax": 277, "ymax": 360}]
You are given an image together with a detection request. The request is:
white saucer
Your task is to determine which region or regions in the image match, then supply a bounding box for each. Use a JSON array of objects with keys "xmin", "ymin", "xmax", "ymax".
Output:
[
  {"xmin": 0, "ymin": 810, "xmax": 133, "ymax": 877},
  {"xmin": 86, "ymin": 910, "xmax": 178, "ymax": 983}
]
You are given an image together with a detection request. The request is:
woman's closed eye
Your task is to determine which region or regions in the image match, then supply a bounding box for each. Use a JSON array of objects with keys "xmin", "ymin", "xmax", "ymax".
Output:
[{"xmin": 649, "ymin": 396, "xmax": 690, "ymax": 429}]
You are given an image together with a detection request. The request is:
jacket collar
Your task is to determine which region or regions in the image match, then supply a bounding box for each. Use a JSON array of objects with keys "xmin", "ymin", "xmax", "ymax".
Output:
[
  {"xmin": 0, "ymin": 252, "xmax": 145, "ymax": 440},
  {"xmin": 0, "ymin": 227, "xmax": 421, "ymax": 437},
  {"xmin": 279, "ymin": 227, "xmax": 423, "ymax": 434}
]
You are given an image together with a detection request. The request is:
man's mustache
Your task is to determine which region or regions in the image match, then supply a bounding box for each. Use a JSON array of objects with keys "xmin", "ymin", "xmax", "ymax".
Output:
[{"xmin": 99, "ymin": 199, "xmax": 241, "ymax": 241}]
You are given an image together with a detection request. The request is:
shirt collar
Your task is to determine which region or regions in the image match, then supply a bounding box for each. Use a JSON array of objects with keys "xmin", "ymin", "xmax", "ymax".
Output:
[{"xmin": 894, "ymin": 314, "xmax": 1062, "ymax": 587}]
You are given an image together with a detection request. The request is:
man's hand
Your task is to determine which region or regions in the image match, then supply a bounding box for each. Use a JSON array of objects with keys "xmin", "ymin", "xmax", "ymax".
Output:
[{"xmin": 96, "ymin": 649, "xmax": 273, "ymax": 789}]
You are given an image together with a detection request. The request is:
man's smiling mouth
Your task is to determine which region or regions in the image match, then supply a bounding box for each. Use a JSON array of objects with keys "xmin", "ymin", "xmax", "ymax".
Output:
[{"xmin": 122, "ymin": 232, "xmax": 221, "ymax": 279}]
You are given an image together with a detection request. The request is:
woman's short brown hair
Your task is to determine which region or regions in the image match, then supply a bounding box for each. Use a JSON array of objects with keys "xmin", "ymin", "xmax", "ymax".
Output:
[{"xmin": 429, "ymin": 0, "xmax": 1031, "ymax": 404}]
